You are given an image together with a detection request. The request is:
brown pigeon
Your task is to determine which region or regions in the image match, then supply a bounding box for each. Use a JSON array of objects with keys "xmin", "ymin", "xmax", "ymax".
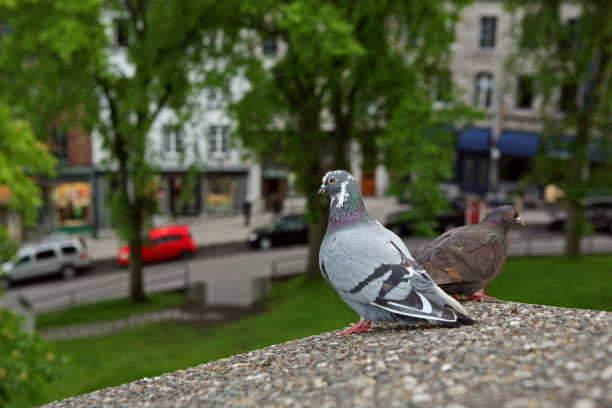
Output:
[{"xmin": 415, "ymin": 205, "xmax": 524, "ymax": 300}]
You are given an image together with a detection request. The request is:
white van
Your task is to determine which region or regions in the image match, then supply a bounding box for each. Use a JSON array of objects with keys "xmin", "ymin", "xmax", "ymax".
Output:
[{"xmin": 1, "ymin": 234, "xmax": 91, "ymax": 289}]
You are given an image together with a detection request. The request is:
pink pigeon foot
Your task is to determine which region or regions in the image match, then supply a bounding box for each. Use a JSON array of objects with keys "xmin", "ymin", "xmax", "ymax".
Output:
[
  {"xmin": 338, "ymin": 319, "xmax": 372, "ymax": 335},
  {"xmin": 469, "ymin": 293, "xmax": 498, "ymax": 302}
]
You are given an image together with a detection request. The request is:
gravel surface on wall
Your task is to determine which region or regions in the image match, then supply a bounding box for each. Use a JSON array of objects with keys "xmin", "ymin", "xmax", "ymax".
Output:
[{"xmin": 42, "ymin": 301, "xmax": 611, "ymax": 408}]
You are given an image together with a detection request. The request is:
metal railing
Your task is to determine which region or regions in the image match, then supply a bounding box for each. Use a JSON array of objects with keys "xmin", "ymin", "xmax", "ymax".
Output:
[{"xmin": 29, "ymin": 263, "xmax": 192, "ymax": 314}]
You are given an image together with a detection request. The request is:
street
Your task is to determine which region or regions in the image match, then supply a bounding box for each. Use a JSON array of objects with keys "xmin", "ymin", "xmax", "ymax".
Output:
[{"xmin": 2, "ymin": 226, "xmax": 611, "ymax": 315}]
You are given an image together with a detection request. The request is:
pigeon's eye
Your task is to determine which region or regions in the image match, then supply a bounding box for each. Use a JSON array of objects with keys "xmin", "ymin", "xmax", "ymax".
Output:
[
  {"xmin": 508, "ymin": 211, "xmax": 514, "ymax": 217},
  {"xmin": 329, "ymin": 177, "xmax": 336, "ymax": 183}
]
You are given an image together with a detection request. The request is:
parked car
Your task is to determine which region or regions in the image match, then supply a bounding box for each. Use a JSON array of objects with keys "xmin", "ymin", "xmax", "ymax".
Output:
[
  {"xmin": 384, "ymin": 202, "xmax": 465, "ymax": 237},
  {"xmin": 1, "ymin": 234, "xmax": 90, "ymax": 289},
  {"xmin": 548, "ymin": 196, "xmax": 612, "ymax": 232},
  {"xmin": 247, "ymin": 214, "xmax": 309, "ymax": 250},
  {"xmin": 117, "ymin": 225, "xmax": 196, "ymax": 266}
]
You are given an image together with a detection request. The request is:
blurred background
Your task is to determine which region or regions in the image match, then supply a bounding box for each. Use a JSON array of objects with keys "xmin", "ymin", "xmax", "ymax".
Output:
[{"xmin": 0, "ymin": 0, "xmax": 610, "ymax": 406}]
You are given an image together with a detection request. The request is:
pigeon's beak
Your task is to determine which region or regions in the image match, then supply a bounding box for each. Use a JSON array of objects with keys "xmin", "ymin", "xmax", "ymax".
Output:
[
  {"xmin": 317, "ymin": 184, "xmax": 327, "ymax": 195},
  {"xmin": 515, "ymin": 217, "xmax": 525, "ymax": 226}
]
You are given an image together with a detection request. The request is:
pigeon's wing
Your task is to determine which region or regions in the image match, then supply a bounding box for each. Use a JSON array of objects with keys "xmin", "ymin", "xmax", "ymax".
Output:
[
  {"xmin": 321, "ymin": 222, "xmax": 472, "ymax": 324},
  {"xmin": 415, "ymin": 225, "xmax": 507, "ymax": 289}
]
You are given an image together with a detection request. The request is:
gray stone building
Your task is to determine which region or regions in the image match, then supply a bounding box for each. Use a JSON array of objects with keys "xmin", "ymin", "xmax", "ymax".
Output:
[{"xmin": 450, "ymin": 1, "xmax": 581, "ymax": 199}]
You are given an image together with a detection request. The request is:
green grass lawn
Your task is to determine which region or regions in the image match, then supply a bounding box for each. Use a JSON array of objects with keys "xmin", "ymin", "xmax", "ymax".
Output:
[
  {"xmin": 14, "ymin": 254, "xmax": 612, "ymax": 407},
  {"xmin": 36, "ymin": 291, "xmax": 186, "ymax": 329},
  {"xmin": 488, "ymin": 254, "xmax": 612, "ymax": 311}
]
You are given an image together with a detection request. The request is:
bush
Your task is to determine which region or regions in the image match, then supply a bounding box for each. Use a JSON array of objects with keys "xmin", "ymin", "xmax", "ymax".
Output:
[{"xmin": 0, "ymin": 307, "xmax": 66, "ymax": 404}]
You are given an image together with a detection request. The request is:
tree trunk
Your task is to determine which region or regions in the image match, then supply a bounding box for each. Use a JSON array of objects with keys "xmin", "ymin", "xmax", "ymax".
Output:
[
  {"xmin": 128, "ymin": 205, "xmax": 147, "ymax": 302},
  {"xmin": 564, "ymin": 199, "xmax": 582, "ymax": 256},
  {"xmin": 117, "ymin": 157, "xmax": 147, "ymax": 303},
  {"xmin": 564, "ymin": 50, "xmax": 610, "ymax": 256},
  {"xmin": 305, "ymin": 194, "xmax": 329, "ymax": 279}
]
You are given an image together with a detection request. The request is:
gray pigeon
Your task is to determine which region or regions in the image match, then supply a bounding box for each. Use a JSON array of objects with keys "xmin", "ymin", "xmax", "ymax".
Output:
[
  {"xmin": 415, "ymin": 205, "xmax": 524, "ymax": 301},
  {"xmin": 318, "ymin": 170, "xmax": 474, "ymax": 335}
]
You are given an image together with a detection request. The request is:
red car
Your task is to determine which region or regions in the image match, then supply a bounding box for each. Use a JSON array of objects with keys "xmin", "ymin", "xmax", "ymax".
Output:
[{"xmin": 117, "ymin": 225, "xmax": 196, "ymax": 266}]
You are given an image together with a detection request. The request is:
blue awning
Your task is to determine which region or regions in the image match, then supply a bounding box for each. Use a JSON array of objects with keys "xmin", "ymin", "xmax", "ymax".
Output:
[
  {"xmin": 498, "ymin": 131, "xmax": 540, "ymax": 157},
  {"xmin": 458, "ymin": 128, "xmax": 490, "ymax": 153}
]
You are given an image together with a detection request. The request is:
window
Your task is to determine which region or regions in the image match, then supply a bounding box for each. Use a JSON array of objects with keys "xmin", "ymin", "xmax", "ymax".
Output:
[
  {"xmin": 162, "ymin": 125, "xmax": 184, "ymax": 154},
  {"xmin": 262, "ymin": 35, "xmax": 278, "ymax": 56},
  {"xmin": 113, "ymin": 17, "xmax": 130, "ymax": 47},
  {"xmin": 559, "ymin": 83, "xmax": 577, "ymax": 112},
  {"xmin": 565, "ymin": 18, "xmax": 579, "ymax": 50},
  {"xmin": 516, "ymin": 76, "xmax": 533, "ymax": 109},
  {"xmin": 206, "ymin": 88, "xmax": 228, "ymax": 109},
  {"xmin": 479, "ymin": 16, "xmax": 496, "ymax": 48},
  {"xmin": 51, "ymin": 127, "xmax": 69, "ymax": 161},
  {"xmin": 35, "ymin": 250, "xmax": 56, "ymax": 261},
  {"xmin": 16, "ymin": 255, "xmax": 31, "ymax": 266},
  {"xmin": 208, "ymin": 126, "xmax": 230, "ymax": 157},
  {"xmin": 474, "ymin": 72, "xmax": 493, "ymax": 108},
  {"xmin": 61, "ymin": 246, "xmax": 78, "ymax": 255}
]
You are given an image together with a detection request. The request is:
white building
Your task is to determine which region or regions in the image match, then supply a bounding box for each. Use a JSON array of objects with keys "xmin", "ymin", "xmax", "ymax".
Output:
[{"xmin": 92, "ymin": 14, "xmax": 263, "ymax": 229}]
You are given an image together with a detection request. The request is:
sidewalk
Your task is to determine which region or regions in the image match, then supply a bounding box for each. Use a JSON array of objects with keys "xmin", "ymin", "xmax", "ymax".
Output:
[{"xmin": 84, "ymin": 197, "xmax": 552, "ymax": 262}]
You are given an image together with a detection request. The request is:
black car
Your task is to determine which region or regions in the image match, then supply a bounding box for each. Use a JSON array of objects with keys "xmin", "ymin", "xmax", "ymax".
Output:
[
  {"xmin": 247, "ymin": 214, "xmax": 309, "ymax": 249},
  {"xmin": 384, "ymin": 203, "xmax": 465, "ymax": 237},
  {"xmin": 549, "ymin": 196, "xmax": 612, "ymax": 232}
]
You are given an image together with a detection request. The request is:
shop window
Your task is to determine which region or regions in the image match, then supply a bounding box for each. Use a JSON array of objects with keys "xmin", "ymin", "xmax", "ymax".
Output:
[
  {"xmin": 474, "ymin": 72, "xmax": 493, "ymax": 108},
  {"xmin": 162, "ymin": 125, "xmax": 184, "ymax": 154},
  {"xmin": 516, "ymin": 76, "xmax": 533, "ymax": 109},
  {"xmin": 169, "ymin": 174, "xmax": 200, "ymax": 216},
  {"xmin": 208, "ymin": 126, "xmax": 230, "ymax": 158},
  {"xmin": 53, "ymin": 182, "xmax": 91, "ymax": 231},
  {"xmin": 501, "ymin": 156, "xmax": 532, "ymax": 182},
  {"xmin": 461, "ymin": 154, "xmax": 489, "ymax": 193},
  {"xmin": 479, "ymin": 16, "xmax": 496, "ymax": 48},
  {"xmin": 262, "ymin": 34, "xmax": 278, "ymax": 56},
  {"xmin": 206, "ymin": 176, "xmax": 237, "ymax": 214},
  {"xmin": 51, "ymin": 127, "xmax": 69, "ymax": 162}
]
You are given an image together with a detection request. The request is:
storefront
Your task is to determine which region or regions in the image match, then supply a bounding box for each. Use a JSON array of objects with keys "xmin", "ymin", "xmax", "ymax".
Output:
[
  {"xmin": 457, "ymin": 127, "xmax": 491, "ymax": 194},
  {"xmin": 34, "ymin": 167, "xmax": 97, "ymax": 236},
  {"xmin": 166, "ymin": 173, "xmax": 201, "ymax": 216},
  {"xmin": 50, "ymin": 181, "xmax": 93, "ymax": 233},
  {"xmin": 203, "ymin": 172, "xmax": 247, "ymax": 215}
]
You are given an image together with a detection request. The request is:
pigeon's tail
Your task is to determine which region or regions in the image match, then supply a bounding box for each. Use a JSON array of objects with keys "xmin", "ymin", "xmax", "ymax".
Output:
[
  {"xmin": 434, "ymin": 286, "xmax": 467, "ymax": 314},
  {"xmin": 433, "ymin": 286, "xmax": 476, "ymax": 325}
]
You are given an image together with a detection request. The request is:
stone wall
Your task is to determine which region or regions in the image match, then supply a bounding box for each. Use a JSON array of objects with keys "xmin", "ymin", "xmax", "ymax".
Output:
[{"xmin": 43, "ymin": 301, "xmax": 611, "ymax": 408}]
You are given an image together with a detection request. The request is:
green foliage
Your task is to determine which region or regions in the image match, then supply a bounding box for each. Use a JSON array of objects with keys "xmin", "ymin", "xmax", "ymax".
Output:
[
  {"xmin": 0, "ymin": 104, "xmax": 56, "ymax": 259},
  {"xmin": 0, "ymin": 307, "xmax": 66, "ymax": 404},
  {"xmin": 0, "ymin": 0, "xmax": 236, "ymax": 299},
  {"xmin": 232, "ymin": 0, "xmax": 475, "ymax": 262},
  {"xmin": 504, "ymin": 0, "xmax": 612, "ymax": 254},
  {"xmin": 380, "ymin": 90, "xmax": 480, "ymax": 235}
]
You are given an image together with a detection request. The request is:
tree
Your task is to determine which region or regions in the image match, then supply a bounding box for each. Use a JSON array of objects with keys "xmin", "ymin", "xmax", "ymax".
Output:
[
  {"xmin": 0, "ymin": 0, "xmax": 235, "ymax": 301},
  {"xmin": 504, "ymin": 0, "xmax": 612, "ymax": 255},
  {"xmin": 0, "ymin": 104, "xmax": 56, "ymax": 259},
  {"xmin": 232, "ymin": 0, "xmax": 472, "ymax": 276}
]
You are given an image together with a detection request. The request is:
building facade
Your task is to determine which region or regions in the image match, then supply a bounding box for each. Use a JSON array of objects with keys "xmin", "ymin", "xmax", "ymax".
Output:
[{"xmin": 450, "ymin": 1, "xmax": 581, "ymax": 202}]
